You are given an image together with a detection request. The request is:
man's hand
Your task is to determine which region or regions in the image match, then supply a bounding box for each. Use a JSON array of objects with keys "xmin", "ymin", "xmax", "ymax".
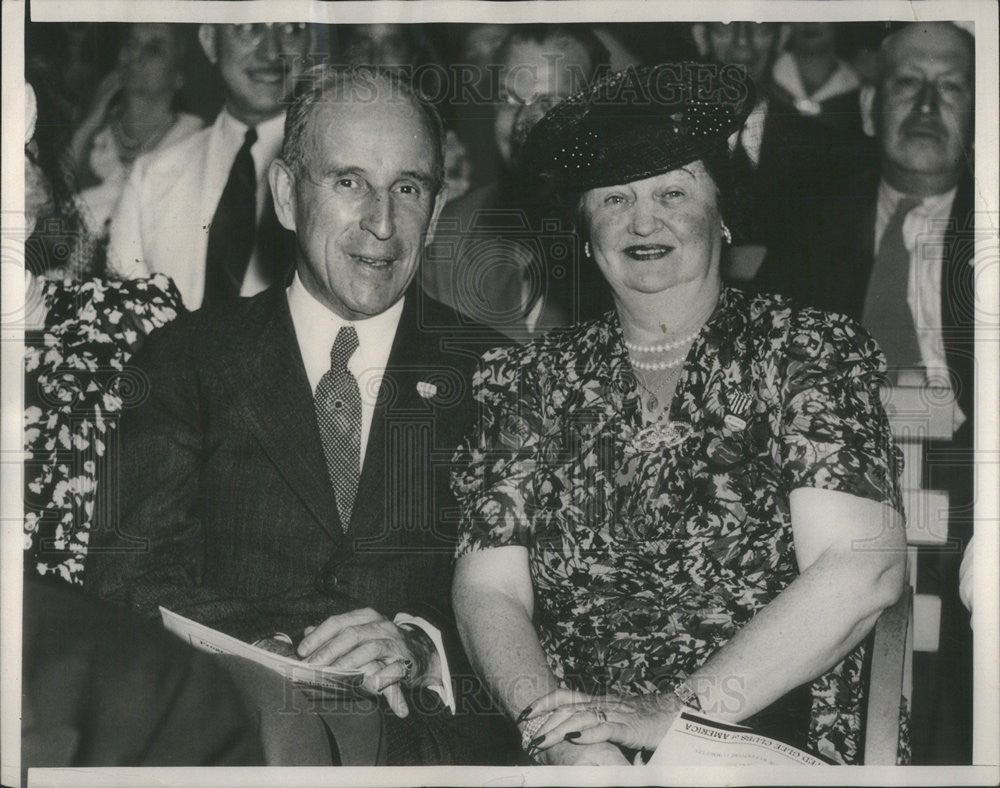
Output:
[{"xmin": 297, "ymin": 608, "xmax": 437, "ymax": 718}]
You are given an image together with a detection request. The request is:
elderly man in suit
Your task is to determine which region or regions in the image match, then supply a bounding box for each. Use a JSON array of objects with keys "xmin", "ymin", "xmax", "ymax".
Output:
[
  {"xmin": 85, "ymin": 65, "xmax": 515, "ymax": 766},
  {"xmin": 772, "ymin": 22, "xmax": 976, "ymax": 763},
  {"xmin": 108, "ymin": 23, "xmax": 312, "ymax": 309}
]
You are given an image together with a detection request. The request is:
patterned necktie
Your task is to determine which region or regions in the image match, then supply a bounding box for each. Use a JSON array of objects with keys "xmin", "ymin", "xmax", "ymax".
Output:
[
  {"xmin": 204, "ymin": 126, "xmax": 258, "ymax": 307},
  {"xmin": 315, "ymin": 326, "xmax": 362, "ymax": 530},
  {"xmin": 862, "ymin": 196, "xmax": 923, "ymax": 370}
]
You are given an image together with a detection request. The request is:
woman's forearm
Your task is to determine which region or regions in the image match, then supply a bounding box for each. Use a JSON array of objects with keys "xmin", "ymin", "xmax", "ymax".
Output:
[
  {"xmin": 687, "ymin": 544, "xmax": 906, "ymax": 721},
  {"xmin": 453, "ymin": 583, "xmax": 559, "ymax": 720}
]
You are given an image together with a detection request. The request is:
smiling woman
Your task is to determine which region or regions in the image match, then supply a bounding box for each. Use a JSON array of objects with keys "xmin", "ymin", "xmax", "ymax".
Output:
[{"xmin": 450, "ymin": 64, "xmax": 909, "ymax": 766}]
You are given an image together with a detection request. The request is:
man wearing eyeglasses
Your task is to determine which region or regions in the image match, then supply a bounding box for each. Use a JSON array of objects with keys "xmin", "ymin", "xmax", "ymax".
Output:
[{"xmin": 108, "ymin": 23, "xmax": 313, "ymax": 309}]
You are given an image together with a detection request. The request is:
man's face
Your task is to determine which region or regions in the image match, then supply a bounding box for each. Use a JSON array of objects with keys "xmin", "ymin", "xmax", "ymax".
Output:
[
  {"xmin": 702, "ymin": 22, "xmax": 779, "ymax": 84},
  {"xmin": 202, "ymin": 24, "xmax": 312, "ymax": 126},
  {"xmin": 272, "ymin": 96, "xmax": 445, "ymax": 320},
  {"xmin": 495, "ymin": 36, "xmax": 593, "ymax": 167},
  {"xmin": 866, "ymin": 24, "xmax": 973, "ymax": 182}
]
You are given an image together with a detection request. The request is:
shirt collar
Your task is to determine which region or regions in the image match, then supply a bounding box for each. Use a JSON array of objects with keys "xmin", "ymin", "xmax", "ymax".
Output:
[
  {"xmin": 286, "ymin": 270, "xmax": 404, "ymax": 372},
  {"xmin": 878, "ymin": 179, "xmax": 957, "ymax": 219},
  {"xmin": 218, "ymin": 107, "xmax": 286, "ymax": 151}
]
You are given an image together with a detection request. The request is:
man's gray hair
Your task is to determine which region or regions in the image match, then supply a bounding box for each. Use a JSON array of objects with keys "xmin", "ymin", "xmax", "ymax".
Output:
[{"xmin": 280, "ymin": 64, "xmax": 446, "ymax": 191}]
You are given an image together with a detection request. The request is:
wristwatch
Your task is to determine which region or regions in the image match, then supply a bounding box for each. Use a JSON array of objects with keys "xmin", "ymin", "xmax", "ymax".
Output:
[{"xmin": 672, "ymin": 679, "xmax": 703, "ymax": 712}]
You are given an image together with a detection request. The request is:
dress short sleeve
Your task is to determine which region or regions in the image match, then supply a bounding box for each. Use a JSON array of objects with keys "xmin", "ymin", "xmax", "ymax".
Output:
[
  {"xmin": 779, "ymin": 310, "xmax": 904, "ymax": 514},
  {"xmin": 452, "ymin": 345, "xmax": 543, "ymax": 556}
]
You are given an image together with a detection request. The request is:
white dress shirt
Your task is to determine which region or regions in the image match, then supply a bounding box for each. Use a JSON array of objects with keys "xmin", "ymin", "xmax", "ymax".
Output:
[
  {"xmin": 874, "ymin": 180, "xmax": 965, "ymax": 428},
  {"xmin": 285, "ymin": 272, "xmax": 455, "ymax": 711}
]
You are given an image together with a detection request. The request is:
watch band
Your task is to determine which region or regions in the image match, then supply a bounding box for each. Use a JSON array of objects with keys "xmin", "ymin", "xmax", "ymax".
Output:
[{"xmin": 672, "ymin": 679, "xmax": 703, "ymax": 712}]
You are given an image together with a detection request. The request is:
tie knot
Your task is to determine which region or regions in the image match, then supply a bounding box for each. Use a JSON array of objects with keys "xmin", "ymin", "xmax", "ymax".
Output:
[
  {"xmin": 330, "ymin": 325, "xmax": 359, "ymax": 370},
  {"xmin": 243, "ymin": 126, "xmax": 258, "ymax": 149}
]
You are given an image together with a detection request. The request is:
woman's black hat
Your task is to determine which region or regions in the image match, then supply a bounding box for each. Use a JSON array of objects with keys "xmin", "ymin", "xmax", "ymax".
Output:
[{"xmin": 521, "ymin": 62, "xmax": 756, "ymax": 193}]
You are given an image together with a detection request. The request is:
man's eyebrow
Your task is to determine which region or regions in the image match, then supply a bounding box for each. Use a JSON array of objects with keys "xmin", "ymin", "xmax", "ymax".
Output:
[
  {"xmin": 320, "ymin": 164, "xmax": 366, "ymax": 180},
  {"xmin": 399, "ymin": 170, "xmax": 436, "ymax": 188}
]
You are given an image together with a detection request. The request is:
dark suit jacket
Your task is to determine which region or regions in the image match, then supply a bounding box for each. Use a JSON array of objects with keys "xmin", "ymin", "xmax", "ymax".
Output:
[
  {"xmin": 83, "ymin": 283, "xmax": 506, "ymax": 673},
  {"xmin": 734, "ymin": 103, "xmax": 877, "ymax": 261},
  {"xmin": 771, "ymin": 167, "xmax": 975, "ymax": 443}
]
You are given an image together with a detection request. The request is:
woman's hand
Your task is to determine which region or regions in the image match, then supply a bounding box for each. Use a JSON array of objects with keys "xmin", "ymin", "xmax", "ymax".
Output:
[
  {"xmin": 70, "ymin": 70, "xmax": 124, "ymax": 174},
  {"xmin": 522, "ymin": 688, "xmax": 683, "ymax": 755},
  {"xmin": 534, "ymin": 739, "xmax": 630, "ymax": 766}
]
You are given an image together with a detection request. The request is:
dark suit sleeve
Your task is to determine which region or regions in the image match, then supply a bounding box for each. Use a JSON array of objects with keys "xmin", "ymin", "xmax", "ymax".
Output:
[{"xmin": 83, "ymin": 321, "xmax": 323, "ymax": 642}]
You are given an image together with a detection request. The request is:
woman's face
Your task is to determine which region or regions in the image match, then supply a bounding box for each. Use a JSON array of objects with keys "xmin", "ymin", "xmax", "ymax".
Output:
[
  {"xmin": 118, "ymin": 24, "xmax": 183, "ymax": 98},
  {"xmin": 581, "ymin": 160, "xmax": 722, "ymax": 299}
]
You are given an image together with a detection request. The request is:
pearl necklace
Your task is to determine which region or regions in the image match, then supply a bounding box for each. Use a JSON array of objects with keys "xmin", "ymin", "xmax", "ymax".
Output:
[
  {"xmin": 630, "ymin": 356, "xmax": 685, "ymax": 371},
  {"xmin": 623, "ymin": 327, "xmax": 701, "ymax": 354}
]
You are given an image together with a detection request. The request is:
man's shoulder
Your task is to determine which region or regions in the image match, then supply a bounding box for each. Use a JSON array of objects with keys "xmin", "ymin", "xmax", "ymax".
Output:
[{"xmin": 142, "ymin": 287, "xmax": 284, "ymax": 363}]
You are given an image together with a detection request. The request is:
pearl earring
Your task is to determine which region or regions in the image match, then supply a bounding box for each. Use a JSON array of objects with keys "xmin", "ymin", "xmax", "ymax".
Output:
[
  {"xmin": 720, "ymin": 222, "xmax": 732, "ymax": 245},
  {"xmin": 584, "ymin": 241, "xmax": 591, "ymax": 258}
]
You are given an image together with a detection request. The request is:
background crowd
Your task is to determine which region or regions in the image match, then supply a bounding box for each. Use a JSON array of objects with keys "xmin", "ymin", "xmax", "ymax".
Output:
[{"xmin": 21, "ymin": 17, "xmax": 976, "ymax": 770}]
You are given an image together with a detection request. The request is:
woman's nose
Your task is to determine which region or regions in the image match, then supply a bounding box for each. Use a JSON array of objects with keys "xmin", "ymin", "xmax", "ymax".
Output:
[{"xmin": 628, "ymin": 200, "xmax": 661, "ymax": 237}]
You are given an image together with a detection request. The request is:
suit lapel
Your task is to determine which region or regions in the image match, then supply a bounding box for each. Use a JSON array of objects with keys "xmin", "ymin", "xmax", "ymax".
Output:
[
  {"xmin": 221, "ymin": 288, "xmax": 344, "ymax": 545},
  {"xmin": 348, "ymin": 290, "xmax": 435, "ymax": 545}
]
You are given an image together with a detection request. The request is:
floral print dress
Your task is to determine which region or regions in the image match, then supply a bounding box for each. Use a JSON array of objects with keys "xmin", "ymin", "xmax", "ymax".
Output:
[
  {"xmin": 453, "ymin": 287, "xmax": 907, "ymax": 764},
  {"xmin": 24, "ymin": 275, "xmax": 183, "ymax": 585}
]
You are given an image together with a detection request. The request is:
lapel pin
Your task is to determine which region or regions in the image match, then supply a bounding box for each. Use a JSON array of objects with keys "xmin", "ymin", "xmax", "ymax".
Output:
[{"xmin": 416, "ymin": 381, "xmax": 438, "ymax": 400}]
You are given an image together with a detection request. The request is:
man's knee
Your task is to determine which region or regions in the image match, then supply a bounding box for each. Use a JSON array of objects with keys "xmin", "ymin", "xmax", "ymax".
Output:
[{"xmin": 212, "ymin": 654, "xmax": 336, "ymax": 766}]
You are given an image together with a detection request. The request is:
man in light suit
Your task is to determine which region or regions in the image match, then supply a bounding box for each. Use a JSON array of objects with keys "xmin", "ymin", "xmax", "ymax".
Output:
[
  {"xmin": 764, "ymin": 22, "xmax": 976, "ymax": 763},
  {"xmin": 85, "ymin": 66, "xmax": 516, "ymax": 765},
  {"xmin": 108, "ymin": 23, "xmax": 312, "ymax": 309}
]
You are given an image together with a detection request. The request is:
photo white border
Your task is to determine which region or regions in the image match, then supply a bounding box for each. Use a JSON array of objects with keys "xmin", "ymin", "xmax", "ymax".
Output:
[{"xmin": 2, "ymin": 1, "xmax": 997, "ymax": 786}]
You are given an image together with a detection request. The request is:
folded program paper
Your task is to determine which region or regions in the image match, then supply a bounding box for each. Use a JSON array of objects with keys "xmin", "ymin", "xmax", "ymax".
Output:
[{"xmin": 159, "ymin": 606, "xmax": 366, "ymax": 696}]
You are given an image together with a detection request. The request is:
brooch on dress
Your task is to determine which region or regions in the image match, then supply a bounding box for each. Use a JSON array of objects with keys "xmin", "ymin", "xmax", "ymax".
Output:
[{"xmin": 632, "ymin": 420, "xmax": 693, "ymax": 452}]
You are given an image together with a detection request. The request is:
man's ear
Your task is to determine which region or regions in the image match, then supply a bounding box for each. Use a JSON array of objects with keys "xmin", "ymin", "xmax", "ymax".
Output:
[
  {"xmin": 860, "ymin": 84, "xmax": 877, "ymax": 138},
  {"xmin": 690, "ymin": 24, "xmax": 709, "ymax": 57},
  {"xmin": 269, "ymin": 159, "xmax": 298, "ymax": 233},
  {"xmin": 423, "ymin": 185, "xmax": 449, "ymax": 247},
  {"xmin": 198, "ymin": 25, "xmax": 218, "ymax": 65}
]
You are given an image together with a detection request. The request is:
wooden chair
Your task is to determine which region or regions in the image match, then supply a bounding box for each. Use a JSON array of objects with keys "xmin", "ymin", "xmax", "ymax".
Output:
[
  {"xmin": 863, "ymin": 586, "xmax": 913, "ymax": 764},
  {"xmin": 865, "ymin": 373, "xmax": 958, "ymax": 764}
]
